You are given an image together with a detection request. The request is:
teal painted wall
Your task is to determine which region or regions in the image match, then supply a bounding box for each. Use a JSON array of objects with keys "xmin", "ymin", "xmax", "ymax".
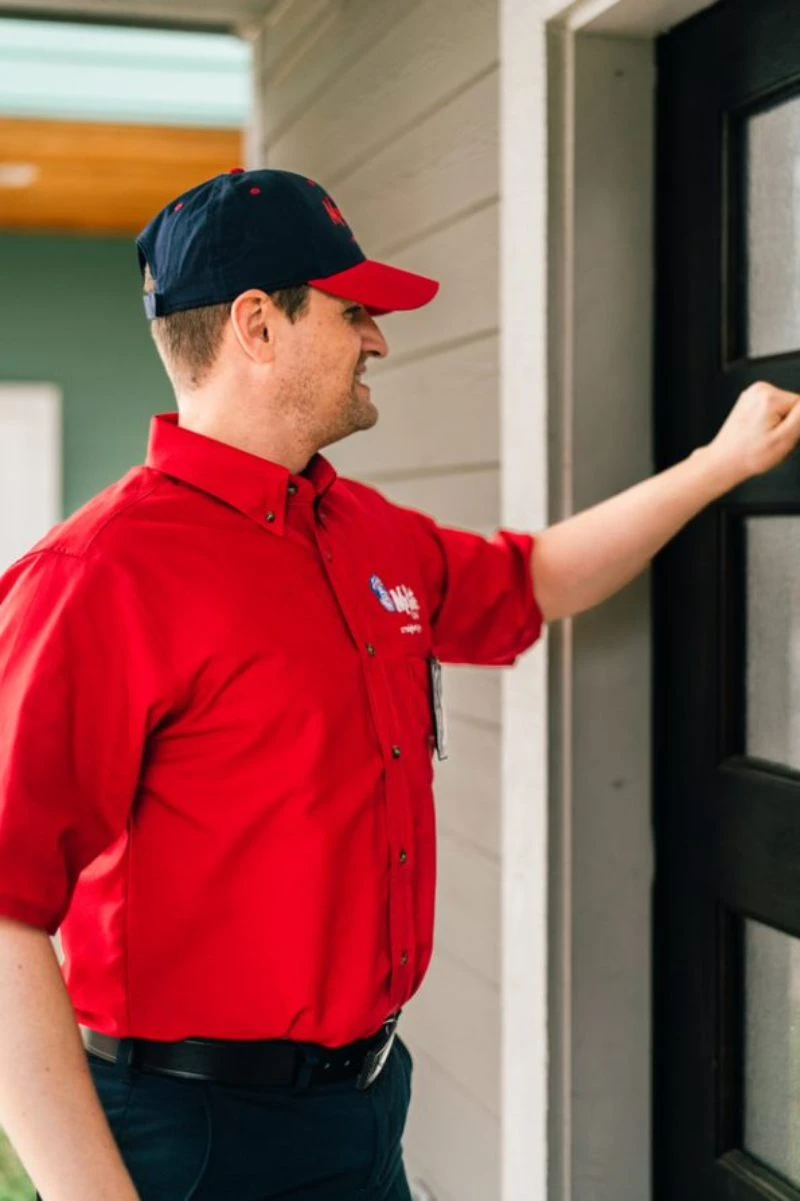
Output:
[{"xmin": 0, "ymin": 232, "xmax": 175, "ymax": 517}]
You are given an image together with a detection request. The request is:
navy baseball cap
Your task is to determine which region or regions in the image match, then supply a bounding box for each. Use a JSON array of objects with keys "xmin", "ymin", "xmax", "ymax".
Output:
[{"xmin": 136, "ymin": 167, "xmax": 440, "ymax": 320}]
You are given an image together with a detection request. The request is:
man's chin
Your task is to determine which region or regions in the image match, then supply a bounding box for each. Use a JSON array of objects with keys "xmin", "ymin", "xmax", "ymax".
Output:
[
  {"xmin": 351, "ymin": 394, "xmax": 379, "ymax": 431},
  {"xmin": 317, "ymin": 406, "xmax": 378, "ymax": 451},
  {"xmin": 357, "ymin": 405, "xmax": 379, "ymax": 431}
]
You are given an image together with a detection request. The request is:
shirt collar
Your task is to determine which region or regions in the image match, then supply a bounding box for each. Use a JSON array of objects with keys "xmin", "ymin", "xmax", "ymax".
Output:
[{"xmin": 145, "ymin": 413, "xmax": 338, "ymax": 534}]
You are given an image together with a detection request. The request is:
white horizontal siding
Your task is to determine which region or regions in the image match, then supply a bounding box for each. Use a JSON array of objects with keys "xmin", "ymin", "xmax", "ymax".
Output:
[
  {"xmin": 435, "ymin": 720, "xmax": 501, "ymax": 858},
  {"xmin": 444, "ymin": 664, "xmax": 502, "ymax": 727},
  {"xmin": 369, "ymin": 468, "xmax": 498, "ymax": 531},
  {"xmin": 327, "ymin": 334, "xmax": 499, "ymax": 479},
  {"xmin": 435, "ymin": 832, "xmax": 501, "ymax": 986},
  {"xmin": 366, "ymin": 204, "xmax": 499, "ymax": 363},
  {"xmin": 261, "ymin": 0, "xmax": 424, "ymax": 150},
  {"xmin": 402, "ymin": 946, "xmax": 500, "ymax": 1115},
  {"xmin": 253, "ymin": 2, "xmax": 502, "ymax": 1195},
  {"xmin": 263, "ymin": 0, "xmax": 498, "ymax": 180},
  {"xmin": 404, "ymin": 1045, "xmax": 501, "ymax": 1201},
  {"xmin": 325, "ymin": 67, "xmax": 498, "ymax": 256}
]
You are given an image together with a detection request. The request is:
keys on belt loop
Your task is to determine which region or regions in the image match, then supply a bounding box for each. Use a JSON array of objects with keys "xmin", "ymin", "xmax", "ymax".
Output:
[{"xmin": 356, "ymin": 1018, "xmax": 399, "ymax": 1091}]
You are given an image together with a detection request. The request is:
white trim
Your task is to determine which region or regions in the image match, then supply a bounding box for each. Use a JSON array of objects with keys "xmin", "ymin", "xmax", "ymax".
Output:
[
  {"xmin": 550, "ymin": 25, "xmax": 577, "ymax": 1201},
  {"xmin": 499, "ymin": 4, "xmax": 550, "ymax": 1200},
  {"xmin": 559, "ymin": 0, "xmax": 624, "ymax": 30}
]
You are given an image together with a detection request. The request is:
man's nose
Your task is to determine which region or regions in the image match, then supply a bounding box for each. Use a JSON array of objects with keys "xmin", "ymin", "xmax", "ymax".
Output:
[{"xmin": 363, "ymin": 320, "xmax": 389, "ymax": 360}]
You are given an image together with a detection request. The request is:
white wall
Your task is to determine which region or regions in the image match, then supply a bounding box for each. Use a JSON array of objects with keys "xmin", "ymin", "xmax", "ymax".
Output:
[
  {"xmin": 0, "ymin": 384, "xmax": 61, "ymax": 573},
  {"xmin": 252, "ymin": 3, "xmax": 510, "ymax": 1199}
]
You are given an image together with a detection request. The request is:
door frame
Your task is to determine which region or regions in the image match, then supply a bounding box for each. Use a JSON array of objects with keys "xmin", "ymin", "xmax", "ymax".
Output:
[{"xmin": 499, "ymin": 1, "xmax": 719, "ymax": 1200}]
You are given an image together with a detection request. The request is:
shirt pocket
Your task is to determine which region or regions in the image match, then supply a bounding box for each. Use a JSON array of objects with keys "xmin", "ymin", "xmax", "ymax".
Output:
[{"xmin": 380, "ymin": 644, "xmax": 435, "ymax": 760}]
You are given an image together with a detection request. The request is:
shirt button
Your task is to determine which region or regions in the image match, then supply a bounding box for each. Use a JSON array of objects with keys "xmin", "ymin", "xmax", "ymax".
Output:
[
  {"xmin": 266, "ymin": 511, "xmax": 276, "ymax": 523},
  {"xmin": 400, "ymin": 951, "xmax": 409, "ymax": 966},
  {"xmin": 391, "ymin": 746, "xmax": 402, "ymax": 760},
  {"xmin": 366, "ymin": 643, "xmax": 377, "ymax": 657},
  {"xmin": 288, "ymin": 484, "xmax": 298, "ymax": 497},
  {"xmin": 399, "ymin": 850, "xmax": 408, "ymax": 864}
]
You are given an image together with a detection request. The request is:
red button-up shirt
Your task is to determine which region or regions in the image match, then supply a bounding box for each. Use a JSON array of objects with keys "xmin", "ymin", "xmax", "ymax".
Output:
[{"xmin": 0, "ymin": 414, "xmax": 543, "ymax": 1046}]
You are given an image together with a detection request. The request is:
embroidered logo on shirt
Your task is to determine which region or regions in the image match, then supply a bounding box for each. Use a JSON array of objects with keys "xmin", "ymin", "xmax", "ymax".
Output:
[
  {"xmin": 370, "ymin": 576, "xmax": 421, "ymax": 631},
  {"xmin": 370, "ymin": 575, "xmax": 396, "ymax": 612}
]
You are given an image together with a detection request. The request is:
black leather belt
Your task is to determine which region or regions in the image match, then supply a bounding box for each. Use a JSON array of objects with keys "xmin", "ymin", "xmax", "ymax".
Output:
[{"xmin": 80, "ymin": 1014, "xmax": 401, "ymax": 1091}]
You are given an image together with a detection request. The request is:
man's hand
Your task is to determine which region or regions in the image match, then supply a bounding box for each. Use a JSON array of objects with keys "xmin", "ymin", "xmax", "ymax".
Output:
[
  {"xmin": 532, "ymin": 380, "xmax": 800, "ymax": 624},
  {"xmin": 703, "ymin": 380, "xmax": 800, "ymax": 492}
]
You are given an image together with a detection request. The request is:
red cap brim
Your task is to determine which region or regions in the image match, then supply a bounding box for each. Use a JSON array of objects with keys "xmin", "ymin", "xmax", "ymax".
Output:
[{"xmin": 308, "ymin": 259, "xmax": 439, "ymax": 316}]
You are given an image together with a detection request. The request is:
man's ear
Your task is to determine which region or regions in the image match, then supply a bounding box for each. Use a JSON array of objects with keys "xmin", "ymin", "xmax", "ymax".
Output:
[{"xmin": 230, "ymin": 290, "xmax": 276, "ymax": 362}]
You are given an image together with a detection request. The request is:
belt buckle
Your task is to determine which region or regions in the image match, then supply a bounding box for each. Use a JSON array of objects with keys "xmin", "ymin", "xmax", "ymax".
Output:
[{"xmin": 355, "ymin": 1017, "xmax": 399, "ymax": 1091}]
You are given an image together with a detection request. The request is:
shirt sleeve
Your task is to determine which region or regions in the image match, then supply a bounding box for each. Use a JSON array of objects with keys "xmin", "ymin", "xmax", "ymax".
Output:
[
  {"xmin": 0, "ymin": 549, "xmax": 163, "ymax": 935},
  {"xmin": 406, "ymin": 509, "xmax": 545, "ymax": 667}
]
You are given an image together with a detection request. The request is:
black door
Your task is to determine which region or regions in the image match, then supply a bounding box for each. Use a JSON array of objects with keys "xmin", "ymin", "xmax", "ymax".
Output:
[{"xmin": 655, "ymin": 1, "xmax": 800, "ymax": 1199}]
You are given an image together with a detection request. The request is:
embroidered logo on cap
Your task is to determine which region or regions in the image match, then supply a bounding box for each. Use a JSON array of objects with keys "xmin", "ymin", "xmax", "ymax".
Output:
[{"xmin": 323, "ymin": 197, "xmax": 348, "ymax": 228}]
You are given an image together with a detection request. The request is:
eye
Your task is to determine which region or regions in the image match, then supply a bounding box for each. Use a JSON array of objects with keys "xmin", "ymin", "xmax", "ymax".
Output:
[{"xmin": 344, "ymin": 305, "xmax": 363, "ymax": 321}]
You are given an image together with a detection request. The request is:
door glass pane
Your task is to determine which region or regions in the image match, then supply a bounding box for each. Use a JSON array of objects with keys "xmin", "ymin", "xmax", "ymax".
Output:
[
  {"xmin": 744, "ymin": 919, "xmax": 800, "ymax": 1187},
  {"xmin": 745, "ymin": 517, "xmax": 800, "ymax": 769},
  {"xmin": 746, "ymin": 95, "xmax": 800, "ymax": 357}
]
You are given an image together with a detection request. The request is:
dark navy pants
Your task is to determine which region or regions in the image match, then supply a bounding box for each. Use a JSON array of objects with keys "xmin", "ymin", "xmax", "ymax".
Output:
[{"xmin": 43, "ymin": 1035, "xmax": 414, "ymax": 1201}]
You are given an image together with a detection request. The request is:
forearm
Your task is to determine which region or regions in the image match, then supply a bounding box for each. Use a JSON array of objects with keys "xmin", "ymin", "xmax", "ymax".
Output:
[
  {"xmin": 532, "ymin": 446, "xmax": 739, "ymax": 622},
  {"xmin": 0, "ymin": 919, "xmax": 139, "ymax": 1201}
]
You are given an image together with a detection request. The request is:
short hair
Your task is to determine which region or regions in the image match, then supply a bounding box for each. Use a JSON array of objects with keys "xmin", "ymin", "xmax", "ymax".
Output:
[{"xmin": 142, "ymin": 263, "xmax": 310, "ymax": 391}]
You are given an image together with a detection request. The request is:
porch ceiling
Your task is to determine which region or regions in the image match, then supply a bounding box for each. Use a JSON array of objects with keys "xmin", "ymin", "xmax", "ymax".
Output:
[{"xmin": 0, "ymin": 0, "xmax": 274, "ymax": 32}]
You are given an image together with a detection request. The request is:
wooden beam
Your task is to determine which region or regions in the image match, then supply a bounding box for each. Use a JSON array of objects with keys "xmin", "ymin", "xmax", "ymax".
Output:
[{"xmin": 0, "ymin": 117, "xmax": 245, "ymax": 234}]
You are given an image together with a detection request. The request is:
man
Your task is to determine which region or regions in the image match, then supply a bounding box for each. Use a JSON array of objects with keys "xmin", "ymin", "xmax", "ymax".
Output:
[{"xmin": 0, "ymin": 167, "xmax": 798, "ymax": 1201}]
